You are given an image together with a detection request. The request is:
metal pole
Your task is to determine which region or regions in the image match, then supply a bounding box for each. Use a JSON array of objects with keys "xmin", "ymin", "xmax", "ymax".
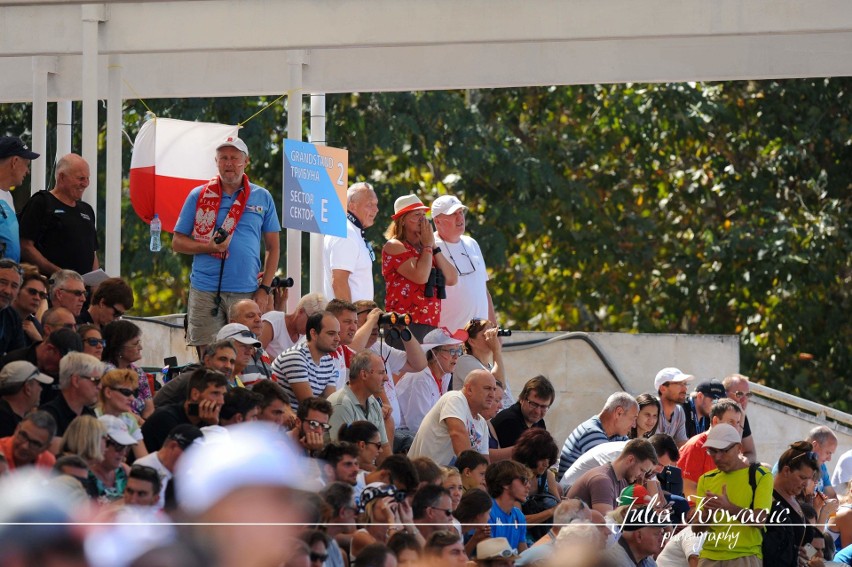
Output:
[
  {"xmin": 309, "ymin": 93, "xmax": 326, "ymax": 295},
  {"xmin": 285, "ymin": 50, "xmax": 306, "ymax": 311},
  {"xmin": 105, "ymin": 54, "xmax": 122, "ymax": 276}
]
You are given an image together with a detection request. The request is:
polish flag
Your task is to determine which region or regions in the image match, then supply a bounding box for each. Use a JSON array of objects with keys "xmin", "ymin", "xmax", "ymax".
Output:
[{"xmin": 129, "ymin": 118, "xmax": 239, "ymax": 232}]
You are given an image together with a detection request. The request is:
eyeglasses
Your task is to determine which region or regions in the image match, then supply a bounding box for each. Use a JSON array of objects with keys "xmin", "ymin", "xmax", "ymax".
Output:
[
  {"xmin": 365, "ymin": 440, "xmax": 382, "ymax": 449},
  {"xmin": 706, "ymin": 444, "xmax": 738, "ymax": 456},
  {"xmin": 22, "ymin": 287, "xmax": 48, "ymax": 300},
  {"xmin": 80, "ymin": 375, "xmax": 101, "ymax": 385},
  {"xmin": 109, "ymin": 305, "xmax": 125, "ymax": 318},
  {"xmin": 439, "ymin": 347, "xmax": 464, "ymax": 357},
  {"xmin": 309, "ymin": 553, "xmax": 328, "ymax": 563},
  {"xmin": 516, "ymin": 477, "xmax": 530, "ymax": 486},
  {"xmin": 524, "ymin": 398, "xmax": 551, "ymax": 412},
  {"xmin": 728, "ymin": 391, "xmax": 752, "ymax": 399},
  {"xmin": 305, "ymin": 419, "xmax": 332, "ymax": 431},
  {"xmin": 105, "ymin": 438, "xmax": 130, "ymax": 451},
  {"xmin": 446, "ymin": 240, "xmax": 476, "ymax": 276},
  {"xmin": 429, "ymin": 506, "xmax": 454, "ymax": 517},
  {"xmin": 60, "ymin": 288, "xmax": 88, "ymax": 297},
  {"xmin": 110, "ymin": 386, "xmax": 140, "ymax": 398},
  {"xmin": 84, "ymin": 337, "xmax": 106, "ymax": 348},
  {"xmin": 16, "ymin": 429, "xmax": 48, "ymax": 450}
]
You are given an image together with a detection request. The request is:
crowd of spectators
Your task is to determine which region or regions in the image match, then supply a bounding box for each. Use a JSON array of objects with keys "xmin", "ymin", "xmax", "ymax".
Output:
[{"xmin": 1, "ymin": 135, "xmax": 851, "ymax": 567}]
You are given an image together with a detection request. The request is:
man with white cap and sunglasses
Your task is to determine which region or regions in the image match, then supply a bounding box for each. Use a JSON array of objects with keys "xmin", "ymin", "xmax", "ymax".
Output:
[
  {"xmin": 173, "ymin": 136, "xmax": 281, "ymax": 357},
  {"xmin": 654, "ymin": 366, "xmax": 694, "ymax": 447},
  {"xmin": 432, "ymin": 194, "xmax": 496, "ymax": 333},
  {"xmin": 0, "ymin": 360, "xmax": 53, "ymax": 437}
]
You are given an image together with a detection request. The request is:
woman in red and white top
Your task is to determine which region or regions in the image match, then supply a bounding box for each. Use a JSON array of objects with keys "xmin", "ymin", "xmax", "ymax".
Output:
[{"xmin": 382, "ymin": 194, "xmax": 457, "ymax": 344}]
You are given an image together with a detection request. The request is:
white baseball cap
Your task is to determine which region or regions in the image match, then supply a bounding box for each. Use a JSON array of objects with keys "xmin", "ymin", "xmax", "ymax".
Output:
[
  {"xmin": 431, "ymin": 195, "xmax": 467, "ymax": 218},
  {"xmin": 704, "ymin": 423, "xmax": 742, "ymax": 450},
  {"xmin": 654, "ymin": 367, "xmax": 694, "ymax": 391},
  {"xmin": 98, "ymin": 415, "xmax": 137, "ymax": 446},
  {"xmin": 420, "ymin": 327, "xmax": 467, "ymax": 353},
  {"xmin": 217, "ymin": 323, "xmax": 261, "ymax": 347},
  {"xmin": 216, "ymin": 136, "xmax": 249, "ymax": 156}
]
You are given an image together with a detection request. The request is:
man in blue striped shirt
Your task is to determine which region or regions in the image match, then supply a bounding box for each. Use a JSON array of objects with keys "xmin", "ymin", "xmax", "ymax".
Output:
[{"xmin": 556, "ymin": 392, "xmax": 638, "ymax": 479}]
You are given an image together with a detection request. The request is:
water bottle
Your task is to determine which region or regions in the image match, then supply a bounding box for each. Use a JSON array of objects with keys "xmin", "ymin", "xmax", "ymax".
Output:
[{"xmin": 149, "ymin": 214, "xmax": 162, "ymax": 252}]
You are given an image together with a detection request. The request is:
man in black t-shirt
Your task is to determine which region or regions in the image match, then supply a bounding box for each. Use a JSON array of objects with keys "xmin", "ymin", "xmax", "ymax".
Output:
[
  {"xmin": 491, "ymin": 375, "xmax": 554, "ymax": 448},
  {"xmin": 19, "ymin": 153, "xmax": 99, "ymax": 277}
]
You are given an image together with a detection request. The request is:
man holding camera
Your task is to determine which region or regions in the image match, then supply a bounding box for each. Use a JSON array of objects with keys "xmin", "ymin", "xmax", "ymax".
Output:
[
  {"xmin": 173, "ymin": 137, "xmax": 280, "ymax": 355},
  {"xmin": 431, "ymin": 195, "xmax": 495, "ymax": 333}
]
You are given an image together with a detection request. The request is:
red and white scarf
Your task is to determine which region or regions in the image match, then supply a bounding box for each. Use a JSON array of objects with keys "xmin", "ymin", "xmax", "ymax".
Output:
[{"xmin": 192, "ymin": 174, "xmax": 251, "ymax": 259}]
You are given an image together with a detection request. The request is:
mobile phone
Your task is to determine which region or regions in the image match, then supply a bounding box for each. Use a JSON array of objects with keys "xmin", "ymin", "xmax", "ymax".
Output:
[
  {"xmin": 187, "ymin": 402, "xmax": 200, "ymax": 417},
  {"xmin": 803, "ymin": 543, "xmax": 817, "ymax": 559}
]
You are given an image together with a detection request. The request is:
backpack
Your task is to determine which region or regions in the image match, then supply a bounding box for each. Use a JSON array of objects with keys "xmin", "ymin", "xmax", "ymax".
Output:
[{"xmin": 522, "ymin": 475, "xmax": 560, "ymax": 541}]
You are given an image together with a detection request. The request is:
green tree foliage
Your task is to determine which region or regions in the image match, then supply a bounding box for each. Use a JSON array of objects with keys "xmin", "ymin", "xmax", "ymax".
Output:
[{"xmin": 2, "ymin": 79, "xmax": 848, "ymax": 409}]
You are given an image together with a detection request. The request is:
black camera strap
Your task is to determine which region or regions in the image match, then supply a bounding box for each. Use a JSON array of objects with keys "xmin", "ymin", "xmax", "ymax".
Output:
[{"xmin": 210, "ymin": 254, "xmax": 226, "ymax": 317}]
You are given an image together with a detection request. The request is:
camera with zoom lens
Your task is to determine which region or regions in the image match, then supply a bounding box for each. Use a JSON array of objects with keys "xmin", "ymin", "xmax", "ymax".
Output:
[
  {"xmin": 378, "ymin": 312, "xmax": 411, "ymax": 326},
  {"xmin": 424, "ymin": 267, "xmax": 447, "ymax": 299},
  {"xmin": 497, "ymin": 329, "xmax": 512, "ymax": 337},
  {"xmin": 270, "ymin": 276, "xmax": 295, "ymax": 289}
]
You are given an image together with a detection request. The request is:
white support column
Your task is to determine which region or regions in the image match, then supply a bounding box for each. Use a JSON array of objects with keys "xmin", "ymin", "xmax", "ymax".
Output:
[
  {"xmin": 31, "ymin": 57, "xmax": 56, "ymax": 195},
  {"xmin": 309, "ymin": 92, "xmax": 326, "ymax": 295},
  {"xmin": 105, "ymin": 54, "xmax": 122, "ymax": 276},
  {"xmin": 81, "ymin": 4, "xmax": 106, "ymax": 212},
  {"xmin": 57, "ymin": 102, "xmax": 73, "ymax": 159},
  {"xmin": 285, "ymin": 50, "xmax": 306, "ymax": 312}
]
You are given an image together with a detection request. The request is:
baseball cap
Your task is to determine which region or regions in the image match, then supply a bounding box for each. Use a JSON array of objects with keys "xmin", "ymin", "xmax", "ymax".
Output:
[
  {"xmin": 166, "ymin": 424, "xmax": 203, "ymax": 450},
  {"xmin": 47, "ymin": 327, "xmax": 84, "ymax": 355},
  {"xmin": 654, "ymin": 367, "xmax": 695, "ymax": 391},
  {"xmin": 217, "ymin": 323, "xmax": 261, "ymax": 347},
  {"xmin": 704, "ymin": 423, "xmax": 742, "ymax": 450},
  {"xmin": 420, "ymin": 327, "xmax": 468, "ymax": 353},
  {"xmin": 695, "ymin": 380, "xmax": 726, "ymax": 399},
  {"xmin": 476, "ymin": 537, "xmax": 520, "ymax": 560},
  {"xmin": 431, "ymin": 195, "xmax": 467, "ymax": 218},
  {"xmin": 98, "ymin": 414, "xmax": 138, "ymax": 446},
  {"xmin": 216, "ymin": 136, "xmax": 249, "ymax": 156},
  {"xmin": 175, "ymin": 422, "xmax": 314, "ymax": 515},
  {"xmin": 392, "ymin": 194, "xmax": 429, "ymax": 220},
  {"xmin": 0, "ymin": 361, "xmax": 53, "ymax": 387},
  {"xmin": 0, "ymin": 136, "xmax": 40, "ymax": 160}
]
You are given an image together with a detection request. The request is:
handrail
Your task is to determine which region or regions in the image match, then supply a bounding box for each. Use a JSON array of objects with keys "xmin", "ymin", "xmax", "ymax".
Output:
[{"xmin": 750, "ymin": 382, "xmax": 852, "ymax": 429}]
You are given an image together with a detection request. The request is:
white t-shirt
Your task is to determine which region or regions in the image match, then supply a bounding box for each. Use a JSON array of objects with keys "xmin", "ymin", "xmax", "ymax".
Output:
[
  {"xmin": 434, "ymin": 234, "xmax": 490, "ymax": 333},
  {"xmin": 323, "ymin": 219, "xmax": 374, "ymax": 302},
  {"xmin": 396, "ymin": 367, "xmax": 451, "ymax": 431},
  {"xmin": 656, "ymin": 525, "xmax": 705, "ymax": 567},
  {"xmin": 371, "ymin": 341, "xmax": 407, "ymax": 426},
  {"xmin": 559, "ymin": 440, "xmax": 626, "ymax": 491},
  {"xmin": 261, "ymin": 310, "xmax": 304, "ymax": 360},
  {"xmin": 407, "ymin": 390, "xmax": 487, "ymax": 466},
  {"xmin": 134, "ymin": 451, "xmax": 171, "ymax": 510}
]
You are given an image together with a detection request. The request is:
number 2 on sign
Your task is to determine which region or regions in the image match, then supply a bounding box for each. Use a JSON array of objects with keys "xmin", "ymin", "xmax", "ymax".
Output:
[{"xmin": 337, "ymin": 162, "xmax": 344, "ymax": 185}]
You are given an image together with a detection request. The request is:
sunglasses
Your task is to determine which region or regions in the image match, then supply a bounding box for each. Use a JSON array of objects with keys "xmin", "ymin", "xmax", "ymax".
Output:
[
  {"xmin": 110, "ymin": 305, "xmax": 125, "ymax": 318},
  {"xmin": 227, "ymin": 329, "xmax": 257, "ymax": 339},
  {"xmin": 309, "ymin": 553, "xmax": 328, "ymax": 563},
  {"xmin": 22, "ymin": 287, "xmax": 48, "ymax": 300},
  {"xmin": 60, "ymin": 288, "xmax": 88, "ymax": 297},
  {"xmin": 84, "ymin": 337, "xmax": 106, "ymax": 348},
  {"xmin": 728, "ymin": 391, "xmax": 752, "ymax": 399},
  {"xmin": 706, "ymin": 444, "xmax": 738, "ymax": 456},
  {"xmin": 109, "ymin": 386, "xmax": 139, "ymax": 398},
  {"xmin": 790, "ymin": 450, "xmax": 819, "ymax": 466},
  {"xmin": 105, "ymin": 438, "xmax": 130, "ymax": 451},
  {"xmin": 306, "ymin": 419, "xmax": 332, "ymax": 431}
]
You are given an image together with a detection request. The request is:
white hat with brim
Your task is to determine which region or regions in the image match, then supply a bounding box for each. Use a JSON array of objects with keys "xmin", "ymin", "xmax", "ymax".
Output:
[
  {"xmin": 654, "ymin": 367, "xmax": 695, "ymax": 391},
  {"xmin": 476, "ymin": 537, "xmax": 521, "ymax": 561},
  {"xmin": 392, "ymin": 194, "xmax": 429, "ymax": 220},
  {"xmin": 420, "ymin": 328, "xmax": 466, "ymax": 353},
  {"xmin": 217, "ymin": 323, "xmax": 262, "ymax": 348},
  {"xmin": 216, "ymin": 136, "xmax": 249, "ymax": 156},
  {"xmin": 0, "ymin": 361, "xmax": 53, "ymax": 387},
  {"xmin": 98, "ymin": 415, "xmax": 138, "ymax": 447},
  {"xmin": 704, "ymin": 423, "xmax": 742, "ymax": 450},
  {"xmin": 431, "ymin": 195, "xmax": 467, "ymax": 217}
]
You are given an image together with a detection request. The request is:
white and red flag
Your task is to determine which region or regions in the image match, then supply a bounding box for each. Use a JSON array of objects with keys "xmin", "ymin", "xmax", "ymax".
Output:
[{"xmin": 129, "ymin": 117, "xmax": 239, "ymax": 232}]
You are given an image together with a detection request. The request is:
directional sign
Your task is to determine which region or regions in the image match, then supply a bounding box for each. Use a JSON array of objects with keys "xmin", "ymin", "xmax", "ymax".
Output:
[{"xmin": 282, "ymin": 140, "xmax": 349, "ymax": 236}]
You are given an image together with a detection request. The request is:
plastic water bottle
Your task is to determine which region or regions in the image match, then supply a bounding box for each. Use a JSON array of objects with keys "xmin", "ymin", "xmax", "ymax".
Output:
[{"xmin": 149, "ymin": 214, "xmax": 162, "ymax": 252}]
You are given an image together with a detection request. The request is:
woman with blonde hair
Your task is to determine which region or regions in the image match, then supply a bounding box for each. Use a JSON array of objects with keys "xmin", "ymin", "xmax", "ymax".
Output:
[
  {"xmin": 59, "ymin": 414, "xmax": 106, "ymax": 463},
  {"xmin": 96, "ymin": 368, "xmax": 147, "ymax": 459},
  {"xmin": 382, "ymin": 194, "xmax": 458, "ymax": 344}
]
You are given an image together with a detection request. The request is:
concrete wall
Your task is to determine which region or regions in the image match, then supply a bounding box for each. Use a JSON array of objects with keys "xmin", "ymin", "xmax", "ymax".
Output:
[{"xmin": 131, "ymin": 320, "xmax": 851, "ymax": 476}]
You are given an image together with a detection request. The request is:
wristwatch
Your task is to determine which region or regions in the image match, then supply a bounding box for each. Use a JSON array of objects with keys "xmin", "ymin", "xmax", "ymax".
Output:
[
  {"xmin": 432, "ymin": 246, "xmax": 442, "ymax": 255},
  {"xmin": 257, "ymin": 284, "xmax": 272, "ymax": 294}
]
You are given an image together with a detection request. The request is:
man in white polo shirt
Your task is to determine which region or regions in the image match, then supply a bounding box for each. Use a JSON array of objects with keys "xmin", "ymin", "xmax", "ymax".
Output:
[
  {"xmin": 323, "ymin": 182, "xmax": 378, "ymax": 302},
  {"xmin": 432, "ymin": 195, "xmax": 495, "ymax": 333}
]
